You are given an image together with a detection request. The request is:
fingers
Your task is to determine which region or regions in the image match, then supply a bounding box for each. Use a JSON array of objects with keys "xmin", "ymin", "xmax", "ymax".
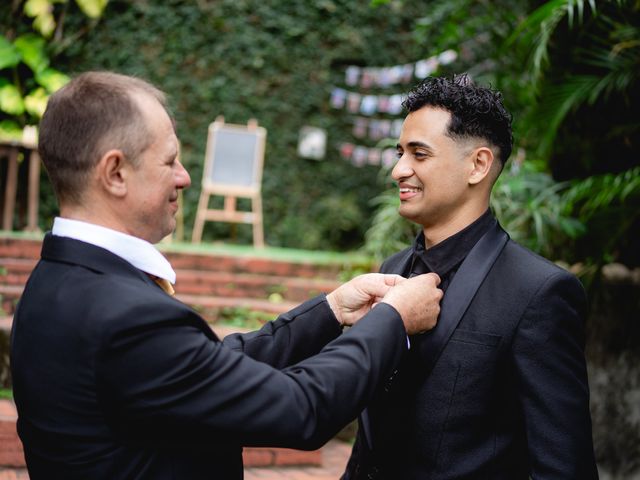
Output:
[
  {"xmin": 330, "ymin": 272, "xmax": 442, "ymax": 331},
  {"xmin": 426, "ymin": 272, "xmax": 441, "ymax": 286},
  {"xmin": 353, "ymin": 273, "xmax": 399, "ymax": 298},
  {"xmin": 382, "ymin": 274, "xmax": 406, "ymax": 287}
]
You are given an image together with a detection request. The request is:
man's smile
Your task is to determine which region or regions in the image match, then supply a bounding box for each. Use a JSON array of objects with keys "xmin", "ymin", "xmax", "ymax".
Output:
[{"xmin": 398, "ymin": 183, "xmax": 423, "ymax": 201}]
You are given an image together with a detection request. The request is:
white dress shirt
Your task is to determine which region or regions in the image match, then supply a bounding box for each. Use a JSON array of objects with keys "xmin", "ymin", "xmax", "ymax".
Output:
[{"xmin": 52, "ymin": 217, "xmax": 176, "ymax": 284}]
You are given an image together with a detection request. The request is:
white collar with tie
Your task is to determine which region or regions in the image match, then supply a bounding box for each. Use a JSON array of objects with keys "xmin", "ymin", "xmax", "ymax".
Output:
[{"xmin": 51, "ymin": 217, "xmax": 176, "ymax": 292}]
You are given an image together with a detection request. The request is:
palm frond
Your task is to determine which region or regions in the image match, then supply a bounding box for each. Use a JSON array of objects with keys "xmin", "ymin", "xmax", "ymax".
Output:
[
  {"xmin": 491, "ymin": 164, "xmax": 583, "ymax": 257},
  {"xmin": 563, "ymin": 166, "xmax": 640, "ymax": 220},
  {"xmin": 531, "ymin": 74, "xmax": 601, "ymax": 156},
  {"xmin": 508, "ymin": 0, "xmax": 602, "ymax": 86}
]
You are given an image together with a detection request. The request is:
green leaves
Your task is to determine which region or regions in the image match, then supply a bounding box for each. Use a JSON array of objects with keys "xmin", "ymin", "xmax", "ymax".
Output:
[
  {"xmin": 0, "ymin": 81, "xmax": 25, "ymax": 115},
  {"xmin": 75, "ymin": 0, "xmax": 109, "ymax": 19},
  {"xmin": 24, "ymin": 0, "xmax": 59, "ymax": 38},
  {"xmin": 491, "ymin": 163, "xmax": 585, "ymax": 259},
  {"xmin": 36, "ymin": 68, "xmax": 70, "ymax": 92},
  {"xmin": 0, "ymin": 34, "xmax": 69, "ymax": 119},
  {"xmin": 564, "ymin": 167, "xmax": 640, "ymax": 220},
  {"xmin": 24, "ymin": 87, "xmax": 49, "ymax": 117},
  {"xmin": 22, "ymin": 0, "xmax": 108, "ymax": 37},
  {"xmin": 0, "ymin": 36, "xmax": 21, "ymax": 70},
  {"xmin": 14, "ymin": 34, "xmax": 49, "ymax": 74},
  {"xmin": 0, "ymin": 120, "xmax": 23, "ymax": 141}
]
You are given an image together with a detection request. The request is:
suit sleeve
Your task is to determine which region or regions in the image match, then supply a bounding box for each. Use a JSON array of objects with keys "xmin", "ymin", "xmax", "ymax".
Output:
[
  {"xmin": 222, "ymin": 294, "xmax": 342, "ymax": 368},
  {"xmin": 511, "ymin": 270, "xmax": 598, "ymax": 479},
  {"xmin": 96, "ymin": 301, "xmax": 407, "ymax": 450}
]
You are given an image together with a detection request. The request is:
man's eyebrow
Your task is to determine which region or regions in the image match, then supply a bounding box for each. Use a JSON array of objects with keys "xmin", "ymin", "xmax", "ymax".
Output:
[{"xmin": 397, "ymin": 141, "xmax": 434, "ymax": 152}]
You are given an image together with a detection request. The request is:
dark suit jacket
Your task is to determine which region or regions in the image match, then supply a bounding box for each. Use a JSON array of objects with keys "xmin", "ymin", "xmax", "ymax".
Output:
[
  {"xmin": 343, "ymin": 222, "xmax": 598, "ymax": 479},
  {"xmin": 10, "ymin": 234, "xmax": 408, "ymax": 479}
]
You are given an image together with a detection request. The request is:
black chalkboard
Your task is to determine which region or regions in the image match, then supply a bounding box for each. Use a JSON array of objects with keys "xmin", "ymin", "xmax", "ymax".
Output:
[{"xmin": 204, "ymin": 121, "xmax": 266, "ymax": 191}]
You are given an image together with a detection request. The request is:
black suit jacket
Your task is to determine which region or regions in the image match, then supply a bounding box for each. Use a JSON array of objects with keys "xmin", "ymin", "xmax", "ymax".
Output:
[
  {"xmin": 11, "ymin": 234, "xmax": 408, "ymax": 479},
  {"xmin": 344, "ymin": 222, "xmax": 598, "ymax": 479}
]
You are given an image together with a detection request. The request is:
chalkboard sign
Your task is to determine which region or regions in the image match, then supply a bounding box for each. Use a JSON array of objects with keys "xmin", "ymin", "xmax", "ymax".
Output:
[
  {"xmin": 203, "ymin": 120, "xmax": 266, "ymax": 193},
  {"xmin": 192, "ymin": 118, "xmax": 267, "ymax": 247}
]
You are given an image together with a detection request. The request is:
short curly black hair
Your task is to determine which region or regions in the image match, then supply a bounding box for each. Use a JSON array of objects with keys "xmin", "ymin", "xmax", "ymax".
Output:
[{"xmin": 403, "ymin": 74, "xmax": 513, "ymax": 166}]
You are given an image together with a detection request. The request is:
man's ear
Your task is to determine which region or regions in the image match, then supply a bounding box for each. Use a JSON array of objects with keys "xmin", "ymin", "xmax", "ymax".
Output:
[
  {"xmin": 468, "ymin": 147, "xmax": 495, "ymax": 185},
  {"xmin": 96, "ymin": 149, "xmax": 129, "ymax": 197}
]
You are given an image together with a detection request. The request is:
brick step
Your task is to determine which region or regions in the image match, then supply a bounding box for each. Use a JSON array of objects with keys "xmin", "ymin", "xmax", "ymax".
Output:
[
  {"xmin": 0, "ymin": 260, "xmax": 339, "ymax": 304},
  {"xmin": 165, "ymin": 251, "xmax": 343, "ymax": 280},
  {"xmin": 0, "ymin": 238, "xmax": 348, "ymax": 280},
  {"xmin": 0, "ymin": 239, "xmax": 41, "ymax": 262},
  {"xmin": 0, "ymin": 286, "xmax": 22, "ymax": 317},
  {"xmin": 0, "ymin": 283, "xmax": 298, "ymax": 319},
  {"xmin": 0, "ymin": 401, "xmax": 23, "ymax": 468},
  {"xmin": 177, "ymin": 293, "xmax": 298, "ymax": 323},
  {"xmin": 175, "ymin": 269, "xmax": 339, "ymax": 301},
  {"xmin": 0, "ymin": 400, "xmax": 320, "ymax": 469},
  {"xmin": 0, "ymin": 259, "xmax": 37, "ymax": 286}
]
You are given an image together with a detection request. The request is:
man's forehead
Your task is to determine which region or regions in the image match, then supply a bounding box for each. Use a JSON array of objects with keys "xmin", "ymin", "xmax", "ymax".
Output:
[{"xmin": 399, "ymin": 108, "xmax": 451, "ymax": 144}]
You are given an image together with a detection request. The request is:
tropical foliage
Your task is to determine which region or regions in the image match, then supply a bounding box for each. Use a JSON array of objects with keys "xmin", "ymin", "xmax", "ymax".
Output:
[
  {"xmin": 364, "ymin": 0, "xmax": 639, "ymax": 268},
  {"xmin": 0, "ymin": 0, "xmax": 107, "ymax": 141}
]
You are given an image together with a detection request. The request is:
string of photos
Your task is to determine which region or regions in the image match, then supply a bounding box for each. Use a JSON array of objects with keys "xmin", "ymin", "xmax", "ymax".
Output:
[{"xmin": 332, "ymin": 49, "xmax": 458, "ymax": 168}]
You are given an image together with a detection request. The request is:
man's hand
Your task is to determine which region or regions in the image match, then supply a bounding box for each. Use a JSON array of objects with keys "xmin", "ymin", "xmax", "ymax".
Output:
[
  {"xmin": 381, "ymin": 273, "xmax": 442, "ymax": 335},
  {"xmin": 326, "ymin": 273, "xmax": 405, "ymax": 327}
]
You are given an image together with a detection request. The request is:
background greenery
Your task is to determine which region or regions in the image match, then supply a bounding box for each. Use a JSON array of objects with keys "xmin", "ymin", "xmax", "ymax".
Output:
[
  {"xmin": 1, "ymin": 0, "xmax": 638, "ymax": 264},
  {"xmin": 3, "ymin": 0, "xmax": 433, "ymax": 250},
  {"xmin": 365, "ymin": 0, "xmax": 639, "ymax": 273}
]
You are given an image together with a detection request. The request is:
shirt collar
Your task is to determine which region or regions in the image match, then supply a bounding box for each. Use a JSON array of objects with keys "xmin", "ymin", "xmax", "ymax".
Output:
[
  {"xmin": 412, "ymin": 208, "xmax": 495, "ymax": 278},
  {"xmin": 51, "ymin": 217, "xmax": 176, "ymax": 284}
]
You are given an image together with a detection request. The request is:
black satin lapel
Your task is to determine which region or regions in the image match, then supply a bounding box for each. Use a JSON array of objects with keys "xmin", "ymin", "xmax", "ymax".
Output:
[
  {"xmin": 418, "ymin": 221, "xmax": 509, "ymax": 374},
  {"xmin": 379, "ymin": 248, "xmax": 413, "ymax": 276}
]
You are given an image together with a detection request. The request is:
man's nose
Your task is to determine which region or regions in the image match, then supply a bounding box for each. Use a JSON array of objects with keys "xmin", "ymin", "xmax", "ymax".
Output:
[
  {"xmin": 392, "ymin": 154, "xmax": 412, "ymax": 181},
  {"xmin": 176, "ymin": 161, "xmax": 191, "ymax": 188}
]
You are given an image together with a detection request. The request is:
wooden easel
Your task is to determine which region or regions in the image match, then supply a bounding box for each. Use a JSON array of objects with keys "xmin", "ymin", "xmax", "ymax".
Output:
[{"xmin": 191, "ymin": 117, "xmax": 266, "ymax": 248}]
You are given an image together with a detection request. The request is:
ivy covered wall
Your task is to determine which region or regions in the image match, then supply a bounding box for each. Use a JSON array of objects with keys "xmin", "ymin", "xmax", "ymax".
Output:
[{"xmin": 50, "ymin": 0, "xmax": 436, "ymax": 249}]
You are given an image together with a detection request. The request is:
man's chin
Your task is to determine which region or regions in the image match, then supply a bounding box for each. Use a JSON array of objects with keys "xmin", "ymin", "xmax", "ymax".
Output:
[
  {"xmin": 398, "ymin": 207, "xmax": 421, "ymax": 224},
  {"xmin": 153, "ymin": 224, "xmax": 176, "ymax": 244}
]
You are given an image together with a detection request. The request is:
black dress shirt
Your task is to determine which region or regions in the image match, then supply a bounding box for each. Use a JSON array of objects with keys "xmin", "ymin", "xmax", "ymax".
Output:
[{"xmin": 408, "ymin": 208, "xmax": 495, "ymax": 293}]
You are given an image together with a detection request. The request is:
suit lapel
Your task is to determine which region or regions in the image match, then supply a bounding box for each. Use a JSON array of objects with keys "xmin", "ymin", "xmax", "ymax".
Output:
[
  {"xmin": 379, "ymin": 248, "xmax": 413, "ymax": 276},
  {"xmin": 417, "ymin": 220, "xmax": 509, "ymax": 374}
]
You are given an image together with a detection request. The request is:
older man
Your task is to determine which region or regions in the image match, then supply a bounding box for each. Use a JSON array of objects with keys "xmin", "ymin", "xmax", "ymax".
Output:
[{"xmin": 10, "ymin": 71, "xmax": 442, "ymax": 479}]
